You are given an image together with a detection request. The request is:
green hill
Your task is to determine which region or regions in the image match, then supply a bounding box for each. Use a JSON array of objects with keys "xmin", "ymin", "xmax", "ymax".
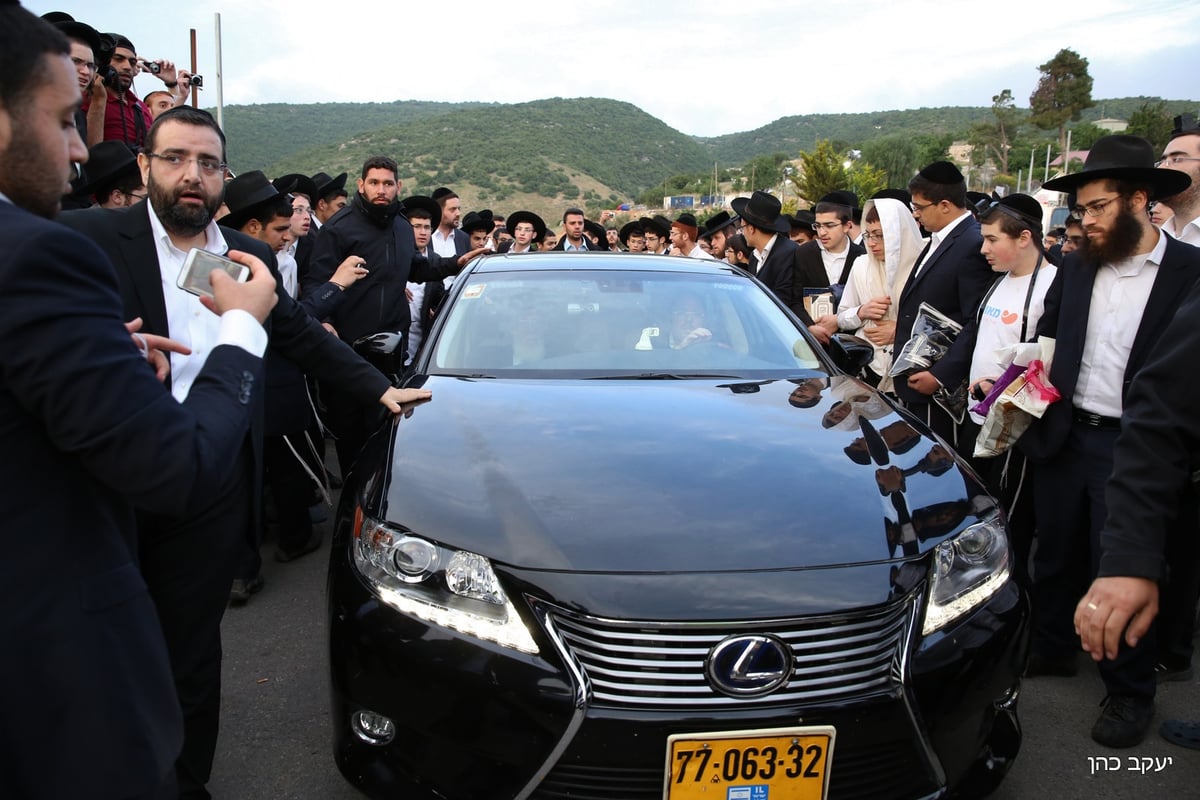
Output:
[
  {"xmin": 212, "ymin": 95, "xmax": 1198, "ymax": 217},
  {"xmin": 219, "ymin": 100, "xmax": 489, "ymax": 177}
]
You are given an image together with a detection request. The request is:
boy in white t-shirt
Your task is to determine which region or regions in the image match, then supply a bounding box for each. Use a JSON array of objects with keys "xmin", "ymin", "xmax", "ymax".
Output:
[{"xmin": 967, "ymin": 193, "xmax": 1057, "ymax": 574}]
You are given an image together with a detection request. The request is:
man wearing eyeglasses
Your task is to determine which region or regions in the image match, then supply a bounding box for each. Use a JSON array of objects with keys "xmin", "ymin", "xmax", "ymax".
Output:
[
  {"xmin": 891, "ymin": 161, "xmax": 994, "ymax": 446},
  {"xmin": 801, "ymin": 193, "xmax": 867, "ymax": 342},
  {"xmin": 1018, "ymin": 134, "xmax": 1200, "ymax": 750},
  {"xmin": 61, "ymin": 107, "xmax": 432, "ymax": 798},
  {"xmin": 1155, "ymin": 114, "xmax": 1200, "ymax": 246}
]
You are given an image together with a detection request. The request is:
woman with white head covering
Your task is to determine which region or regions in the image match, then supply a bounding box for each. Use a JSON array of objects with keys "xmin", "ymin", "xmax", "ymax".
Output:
[{"xmin": 833, "ymin": 197, "xmax": 925, "ymax": 392}]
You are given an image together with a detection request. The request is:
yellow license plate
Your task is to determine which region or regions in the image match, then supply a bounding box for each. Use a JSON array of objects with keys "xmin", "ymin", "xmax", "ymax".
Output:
[{"xmin": 663, "ymin": 726, "xmax": 835, "ymax": 800}]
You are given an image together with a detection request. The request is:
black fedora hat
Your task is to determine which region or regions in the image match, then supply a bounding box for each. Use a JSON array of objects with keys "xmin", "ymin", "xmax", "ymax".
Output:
[
  {"xmin": 400, "ymin": 195, "xmax": 442, "ymax": 230},
  {"xmin": 731, "ymin": 191, "xmax": 789, "ymax": 234},
  {"xmin": 618, "ymin": 220, "xmax": 644, "ymax": 246},
  {"xmin": 273, "ymin": 173, "xmax": 317, "ymax": 202},
  {"xmin": 583, "ymin": 218, "xmax": 609, "ymax": 250},
  {"xmin": 50, "ymin": 17, "xmax": 105, "ymax": 57},
  {"xmin": 219, "ymin": 170, "xmax": 285, "ymax": 230},
  {"xmin": 639, "ymin": 215, "xmax": 672, "ymax": 239},
  {"xmin": 77, "ymin": 141, "xmax": 139, "ymax": 195},
  {"xmin": 701, "ymin": 210, "xmax": 736, "ymax": 238},
  {"xmin": 461, "ymin": 209, "xmax": 495, "ymax": 235},
  {"xmin": 506, "ymin": 210, "xmax": 547, "ymax": 243},
  {"xmin": 310, "ymin": 171, "xmax": 348, "ymax": 200},
  {"xmin": 1043, "ymin": 134, "xmax": 1190, "ymax": 199}
]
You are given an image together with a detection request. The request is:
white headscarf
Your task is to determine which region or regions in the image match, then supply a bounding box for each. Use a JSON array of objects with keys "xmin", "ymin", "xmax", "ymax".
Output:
[{"xmin": 843, "ymin": 198, "xmax": 924, "ymax": 390}]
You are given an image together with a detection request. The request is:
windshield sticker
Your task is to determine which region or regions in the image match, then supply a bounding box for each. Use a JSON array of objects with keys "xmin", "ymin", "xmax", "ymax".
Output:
[{"xmin": 462, "ymin": 284, "xmax": 486, "ymax": 299}]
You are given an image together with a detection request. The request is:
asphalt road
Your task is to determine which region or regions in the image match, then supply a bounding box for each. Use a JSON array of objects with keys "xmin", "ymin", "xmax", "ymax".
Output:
[{"xmin": 209, "ymin": 489, "xmax": 1199, "ymax": 800}]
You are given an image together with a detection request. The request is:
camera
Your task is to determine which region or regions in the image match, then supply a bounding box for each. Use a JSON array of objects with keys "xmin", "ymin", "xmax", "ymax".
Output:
[
  {"xmin": 142, "ymin": 59, "xmax": 161, "ymax": 74},
  {"xmin": 190, "ymin": 75, "xmax": 204, "ymax": 88},
  {"xmin": 99, "ymin": 63, "xmax": 120, "ymax": 89}
]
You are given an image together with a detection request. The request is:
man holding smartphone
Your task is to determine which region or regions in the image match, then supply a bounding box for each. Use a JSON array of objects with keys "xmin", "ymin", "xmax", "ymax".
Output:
[
  {"xmin": 61, "ymin": 106, "xmax": 429, "ymax": 799},
  {"xmin": 0, "ymin": 8, "xmax": 278, "ymax": 797}
]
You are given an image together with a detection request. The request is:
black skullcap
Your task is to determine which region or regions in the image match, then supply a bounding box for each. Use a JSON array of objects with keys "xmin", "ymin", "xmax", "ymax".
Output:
[
  {"xmin": 918, "ymin": 161, "xmax": 964, "ymax": 185},
  {"xmin": 1172, "ymin": 114, "xmax": 1200, "ymax": 138},
  {"xmin": 872, "ymin": 188, "xmax": 912, "ymax": 205}
]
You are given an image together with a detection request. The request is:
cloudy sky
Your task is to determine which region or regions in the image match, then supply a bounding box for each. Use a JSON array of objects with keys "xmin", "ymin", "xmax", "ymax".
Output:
[{"xmin": 33, "ymin": 0, "xmax": 1200, "ymax": 138}]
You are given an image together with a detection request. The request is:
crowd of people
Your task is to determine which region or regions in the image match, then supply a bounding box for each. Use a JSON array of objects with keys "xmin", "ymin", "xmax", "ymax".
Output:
[{"xmin": 5, "ymin": 3, "xmax": 1200, "ymax": 798}]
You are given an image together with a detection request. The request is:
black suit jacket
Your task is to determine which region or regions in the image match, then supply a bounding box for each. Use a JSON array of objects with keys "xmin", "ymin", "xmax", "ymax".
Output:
[
  {"xmin": 754, "ymin": 235, "xmax": 828, "ymax": 325},
  {"xmin": 60, "ymin": 205, "xmax": 392, "ymax": 504},
  {"xmin": 0, "ymin": 202, "xmax": 261, "ymax": 796},
  {"xmin": 795, "ymin": 238, "xmax": 866, "ymax": 287},
  {"xmin": 1098, "ymin": 274, "xmax": 1200, "ymax": 580},
  {"xmin": 893, "ymin": 215, "xmax": 994, "ymax": 405},
  {"xmin": 551, "ymin": 236, "xmax": 594, "ymax": 251},
  {"xmin": 1019, "ymin": 236, "xmax": 1200, "ymax": 462}
]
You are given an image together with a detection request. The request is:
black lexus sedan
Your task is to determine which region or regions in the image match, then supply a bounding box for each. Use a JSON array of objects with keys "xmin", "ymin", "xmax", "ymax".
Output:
[{"xmin": 328, "ymin": 252, "xmax": 1028, "ymax": 800}]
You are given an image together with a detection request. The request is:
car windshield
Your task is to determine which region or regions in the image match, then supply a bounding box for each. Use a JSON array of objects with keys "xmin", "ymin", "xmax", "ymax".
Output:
[{"xmin": 428, "ymin": 268, "xmax": 824, "ymax": 378}]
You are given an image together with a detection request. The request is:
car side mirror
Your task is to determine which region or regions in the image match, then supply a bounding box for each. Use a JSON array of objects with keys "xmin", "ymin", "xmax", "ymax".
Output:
[
  {"xmin": 353, "ymin": 331, "xmax": 406, "ymax": 378},
  {"xmin": 827, "ymin": 333, "xmax": 875, "ymax": 373}
]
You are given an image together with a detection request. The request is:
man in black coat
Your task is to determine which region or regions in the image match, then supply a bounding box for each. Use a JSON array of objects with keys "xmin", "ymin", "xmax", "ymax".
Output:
[
  {"xmin": 892, "ymin": 161, "xmax": 994, "ymax": 446},
  {"xmin": 732, "ymin": 191, "xmax": 828, "ymax": 327},
  {"xmin": 303, "ymin": 157, "xmax": 470, "ymax": 476},
  {"xmin": 61, "ymin": 108, "xmax": 429, "ymax": 799},
  {"xmin": 1019, "ymin": 135, "xmax": 1199, "ymax": 749},
  {"xmin": 0, "ymin": 10, "xmax": 277, "ymax": 797},
  {"xmin": 799, "ymin": 193, "xmax": 867, "ymax": 344},
  {"xmin": 1075, "ymin": 275, "xmax": 1200, "ymax": 750}
]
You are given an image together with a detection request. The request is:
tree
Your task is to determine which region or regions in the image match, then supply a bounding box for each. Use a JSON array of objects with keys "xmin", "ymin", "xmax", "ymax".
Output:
[
  {"xmin": 968, "ymin": 90, "xmax": 1023, "ymax": 175},
  {"xmin": 859, "ymin": 134, "xmax": 921, "ymax": 189},
  {"xmin": 1029, "ymin": 48, "xmax": 1095, "ymax": 158},
  {"xmin": 794, "ymin": 140, "xmax": 847, "ymax": 204},
  {"xmin": 1126, "ymin": 100, "xmax": 1175, "ymax": 150}
]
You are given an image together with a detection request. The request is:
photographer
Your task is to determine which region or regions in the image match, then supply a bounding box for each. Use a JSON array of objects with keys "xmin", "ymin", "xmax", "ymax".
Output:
[{"xmin": 81, "ymin": 33, "xmax": 179, "ymax": 151}]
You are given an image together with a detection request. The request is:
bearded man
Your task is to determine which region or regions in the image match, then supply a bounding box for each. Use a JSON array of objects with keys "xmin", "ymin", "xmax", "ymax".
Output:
[
  {"xmin": 1018, "ymin": 135, "xmax": 1199, "ymax": 750},
  {"xmin": 60, "ymin": 106, "xmax": 428, "ymax": 798}
]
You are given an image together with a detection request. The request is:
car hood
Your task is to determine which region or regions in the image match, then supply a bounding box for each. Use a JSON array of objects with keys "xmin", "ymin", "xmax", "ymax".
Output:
[{"xmin": 381, "ymin": 375, "xmax": 992, "ymax": 574}]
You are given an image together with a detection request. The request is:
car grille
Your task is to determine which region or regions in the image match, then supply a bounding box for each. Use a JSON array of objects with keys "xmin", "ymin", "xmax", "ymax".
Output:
[{"xmin": 544, "ymin": 602, "xmax": 912, "ymax": 710}]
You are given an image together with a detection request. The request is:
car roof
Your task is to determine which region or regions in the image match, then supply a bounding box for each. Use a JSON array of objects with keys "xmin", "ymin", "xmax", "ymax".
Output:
[{"xmin": 468, "ymin": 251, "xmax": 743, "ymax": 277}]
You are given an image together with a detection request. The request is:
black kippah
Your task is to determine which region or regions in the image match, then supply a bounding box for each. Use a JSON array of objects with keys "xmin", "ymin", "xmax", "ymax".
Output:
[{"xmin": 919, "ymin": 161, "xmax": 964, "ymax": 185}]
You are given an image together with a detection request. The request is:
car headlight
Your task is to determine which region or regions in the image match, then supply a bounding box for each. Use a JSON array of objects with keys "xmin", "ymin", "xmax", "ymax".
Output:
[
  {"xmin": 922, "ymin": 514, "xmax": 1011, "ymax": 635},
  {"xmin": 352, "ymin": 507, "xmax": 539, "ymax": 654}
]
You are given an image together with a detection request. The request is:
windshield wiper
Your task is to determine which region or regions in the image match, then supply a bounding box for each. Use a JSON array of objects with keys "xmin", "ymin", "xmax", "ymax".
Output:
[
  {"xmin": 586, "ymin": 373, "xmax": 743, "ymax": 380},
  {"xmin": 433, "ymin": 372, "xmax": 496, "ymax": 379}
]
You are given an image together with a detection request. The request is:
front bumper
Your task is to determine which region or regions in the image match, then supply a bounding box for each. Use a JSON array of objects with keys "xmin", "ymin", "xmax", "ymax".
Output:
[{"xmin": 328, "ymin": 528, "xmax": 1026, "ymax": 800}]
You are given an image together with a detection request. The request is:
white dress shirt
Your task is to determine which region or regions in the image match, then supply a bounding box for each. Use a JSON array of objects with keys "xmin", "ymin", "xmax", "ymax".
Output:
[
  {"xmin": 147, "ymin": 203, "xmax": 267, "ymax": 402},
  {"xmin": 1074, "ymin": 230, "xmax": 1167, "ymax": 418}
]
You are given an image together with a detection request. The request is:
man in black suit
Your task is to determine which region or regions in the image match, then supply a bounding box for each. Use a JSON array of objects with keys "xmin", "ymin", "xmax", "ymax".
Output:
[
  {"xmin": 0, "ymin": 9, "xmax": 279, "ymax": 797},
  {"xmin": 893, "ymin": 161, "xmax": 994, "ymax": 446},
  {"xmin": 61, "ymin": 107, "xmax": 429, "ymax": 799},
  {"xmin": 431, "ymin": 185, "xmax": 470, "ymax": 257},
  {"xmin": 1075, "ymin": 274, "xmax": 1200, "ymax": 750},
  {"xmin": 1019, "ymin": 135, "xmax": 1199, "ymax": 748},
  {"xmin": 732, "ymin": 190, "xmax": 828, "ymax": 328},
  {"xmin": 802, "ymin": 193, "xmax": 867, "ymax": 344}
]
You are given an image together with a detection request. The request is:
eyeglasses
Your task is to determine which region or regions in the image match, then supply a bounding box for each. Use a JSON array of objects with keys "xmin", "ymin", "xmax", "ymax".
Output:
[
  {"xmin": 514, "ymin": 224, "xmax": 535, "ymax": 234},
  {"xmin": 1071, "ymin": 196, "xmax": 1119, "ymax": 219},
  {"xmin": 123, "ymin": 190, "xmax": 148, "ymax": 200},
  {"xmin": 811, "ymin": 221, "xmax": 847, "ymax": 231},
  {"xmin": 145, "ymin": 152, "xmax": 227, "ymax": 176},
  {"xmin": 1155, "ymin": 155, "xmax": 1200, "ymax": 168},
  {"xmin": 70, "ymin": 56, "xmax": 97, "ymax": 72},
  {"xmin": 910, "ymin": 199, "xmax": 936, "ymax": 212},
  {"xmin": 292, "ymin": 205, "xmax": 311, "ymax": 215},
  {"xmin": 862, "ymin": 231, "xmax": 885, "ymax": 243}
]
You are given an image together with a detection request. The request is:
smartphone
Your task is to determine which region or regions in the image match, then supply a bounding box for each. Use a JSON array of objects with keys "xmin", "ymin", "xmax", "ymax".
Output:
[{"xmin": 177, "ymin": 249, "xmax": 249, "ymax": 299}]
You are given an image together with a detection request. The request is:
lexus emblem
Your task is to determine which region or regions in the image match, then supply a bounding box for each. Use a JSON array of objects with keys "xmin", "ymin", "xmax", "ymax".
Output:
[{"xmin": 706, "ymin": 635, "xmax": 792, "ymax": 697}]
